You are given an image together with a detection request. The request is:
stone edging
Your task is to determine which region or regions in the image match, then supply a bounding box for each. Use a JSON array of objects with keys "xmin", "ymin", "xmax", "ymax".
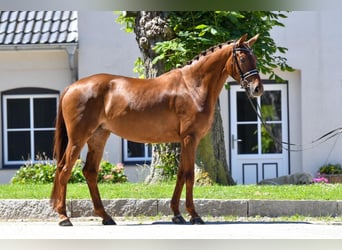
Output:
[{"xmin": 0, "ymin": 199, "xmax": 341, "ymax": 220}]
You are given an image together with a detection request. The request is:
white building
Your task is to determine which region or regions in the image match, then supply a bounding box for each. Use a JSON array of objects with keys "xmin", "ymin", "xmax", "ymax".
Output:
[
  {"xmin": 0, "ymin": 11, "xmax": 341, "ymax": 184},
  {"xmin": 226, "ymin": 11, "xmax": 342, "ymax": 183}
]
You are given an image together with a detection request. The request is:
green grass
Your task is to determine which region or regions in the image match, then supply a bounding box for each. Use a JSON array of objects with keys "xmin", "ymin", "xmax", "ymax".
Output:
[{"xmin": 0, "ymin": 182, "xmax": 342, "ymax": 200}]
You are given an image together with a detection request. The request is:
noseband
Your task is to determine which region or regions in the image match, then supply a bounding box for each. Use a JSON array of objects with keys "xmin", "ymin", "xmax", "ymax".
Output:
[{"xmin": 233, "ymin": 43, "xmax": 259, "ymax": 89}]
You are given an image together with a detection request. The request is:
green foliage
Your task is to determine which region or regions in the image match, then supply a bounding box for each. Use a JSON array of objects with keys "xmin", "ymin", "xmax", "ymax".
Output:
[
  {"xmin": 117, "ymin": 11, "xmax": 294, "ymax": 80},
  {"xmin": 117, "ymin": 11, "xmax": 293, "ymax": 82},
  {"xmin": 11, "ymin": 160, "xmax": 127, "ymax": 184},
  {"xmin": 319, "ymin": 163, "xmax": 342, "ymax": 175},
  {"xmin": 97, "ymin": 161, "xmax": 127, "ymax": 184},
  {"xmin": 152, "ymin": 40, "xmax": 187, "ymax": 69},
  {"xmin": 133, "ymin": 57, "xmax": 146, "ymax": 78},
  {"xmin": 11, "ymin": 161, "xmax": 56, "ymax": 184},
  {"xmin": 115, "ymin": 12, "xmax": 135, "ymax": 33}
]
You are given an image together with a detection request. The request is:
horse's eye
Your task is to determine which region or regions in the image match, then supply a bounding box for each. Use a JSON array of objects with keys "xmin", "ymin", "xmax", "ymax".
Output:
[{"xmin": 240, "ymin": 56, "xmax": 246, "ymax": 63}]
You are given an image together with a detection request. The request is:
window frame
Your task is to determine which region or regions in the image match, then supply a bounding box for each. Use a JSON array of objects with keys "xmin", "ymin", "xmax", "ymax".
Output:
[
  {"xmin": 122, "ymin": 139, "xmax": 152, "ymax": 164},
  {"xmin": 2, "ymin": 90, "xmax": 59, "ymax": 167}
]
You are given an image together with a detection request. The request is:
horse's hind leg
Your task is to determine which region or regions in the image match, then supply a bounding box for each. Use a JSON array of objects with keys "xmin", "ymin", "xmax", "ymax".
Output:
[
  {"xmin": 55, "ymin": 141, "xmax": 85, "ymax": 226},
  {"xmin": 83, "ymin": 128, "xmax": 116, "ymax": 225}
]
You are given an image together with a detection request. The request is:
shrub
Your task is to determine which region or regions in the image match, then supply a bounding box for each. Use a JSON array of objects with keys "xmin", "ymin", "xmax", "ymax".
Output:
[
  {"xmin": 11, "ymin": 161, "xmax": 56, "ymax": 184},
  {"xmin": 11, "ymin": 159, "xmax": 127, "ymax": 184},
  {"xmin": 97, "ymin": 161, "xmax": 127, "ymax": 184},
  {"xmin": 318, "ymin": 163, "xmax": 342, "ymax": 175}
]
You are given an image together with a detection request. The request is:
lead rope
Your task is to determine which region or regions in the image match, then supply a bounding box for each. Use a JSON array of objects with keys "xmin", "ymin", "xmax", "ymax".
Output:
[{"xmin": 244, "ymin": 90, "xmax": 342, "ymax": 152}]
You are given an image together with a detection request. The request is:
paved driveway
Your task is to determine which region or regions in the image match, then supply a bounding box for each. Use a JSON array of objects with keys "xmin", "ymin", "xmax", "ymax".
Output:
[
  {"xmin": 2, "ymin": 218, "xmax": 342, "ymax": 250},
  {"xmin": 1, "ymin": 218, "xmax": 341, "ymax": 239}
]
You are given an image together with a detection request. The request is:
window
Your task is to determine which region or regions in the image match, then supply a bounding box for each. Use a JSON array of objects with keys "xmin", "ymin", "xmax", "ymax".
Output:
[
  {"xmin": 123, "ymin": 140, "xmax": 152, "ymax": 164},
  {"xmin": 2, "ymin": 90, "xmax": 58, "ymax": 167}
]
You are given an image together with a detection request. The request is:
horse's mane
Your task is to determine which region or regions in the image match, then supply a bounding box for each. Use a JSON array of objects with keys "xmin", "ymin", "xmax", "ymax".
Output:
[{"xmin": 179, "ymin": 40, "xmax": 235, "ymax": 68}]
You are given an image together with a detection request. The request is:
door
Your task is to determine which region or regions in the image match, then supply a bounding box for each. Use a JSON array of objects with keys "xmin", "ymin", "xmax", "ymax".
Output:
[{"xmin": 230, "ymin": 83, "xmax": 289, "ymax": 184}]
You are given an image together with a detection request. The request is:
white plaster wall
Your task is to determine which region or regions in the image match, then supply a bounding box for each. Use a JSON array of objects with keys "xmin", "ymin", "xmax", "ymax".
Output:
[
  {"xmin": 0, "ymin": 50, "xmax": 71, "ymax": 91},
  {"xmin": 77, "ymin": 11, "xmax": 140, "ymax": 78},
  {"xmin": 271, "ymin": 11, "xmax": 342, "ymax": 175},
  {"xmin": 271, "ymin": 69, "xmax": 302, "ymax": 174},
  {"xmin": 0, "ymin": 49, "xmax": 72, "ymax": 168}
]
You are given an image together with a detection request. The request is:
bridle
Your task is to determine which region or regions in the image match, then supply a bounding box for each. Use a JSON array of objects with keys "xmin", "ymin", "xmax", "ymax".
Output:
[{"xmin": 233, "ymin": 43, "xmax": 259, "ymax": 89}]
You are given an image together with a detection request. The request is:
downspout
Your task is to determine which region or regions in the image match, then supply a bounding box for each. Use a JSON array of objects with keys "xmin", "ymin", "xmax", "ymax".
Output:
[{"xmin": 65, "ymin": 44, "xmax": 78, "ymax": 83}]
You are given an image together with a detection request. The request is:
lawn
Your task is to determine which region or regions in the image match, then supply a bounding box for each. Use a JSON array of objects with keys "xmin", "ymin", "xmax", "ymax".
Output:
[{"xmin": 0, "ymin": 182, "xmax": 341, "ymax": 200}]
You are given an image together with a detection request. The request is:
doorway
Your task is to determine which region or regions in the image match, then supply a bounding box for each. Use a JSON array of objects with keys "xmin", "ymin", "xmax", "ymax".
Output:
[{"xmin": 229, "ymin": 82, "xmax": 289, "ymax": 184}]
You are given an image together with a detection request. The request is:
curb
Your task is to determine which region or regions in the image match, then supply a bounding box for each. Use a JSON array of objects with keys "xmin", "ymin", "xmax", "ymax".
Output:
[{"xmin": 0, "ymin": 199, "xmax": 341, "ymax": 220}]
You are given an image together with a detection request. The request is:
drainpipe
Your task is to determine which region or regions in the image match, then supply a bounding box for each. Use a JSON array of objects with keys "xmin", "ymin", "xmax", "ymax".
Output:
[{"xmin": 64, "ymin": 44, "xmax": 78, "ymax": 83}]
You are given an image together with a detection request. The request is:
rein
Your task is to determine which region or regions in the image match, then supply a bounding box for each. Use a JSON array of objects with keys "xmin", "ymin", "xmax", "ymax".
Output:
[{"xmin": 244, "ymin": 90, "xmax": 342, "ymax": 152}]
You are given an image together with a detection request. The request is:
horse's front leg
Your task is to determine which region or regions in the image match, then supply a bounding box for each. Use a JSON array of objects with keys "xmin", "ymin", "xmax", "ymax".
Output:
[
  {"xmin": 170, "ymin": 135, "xmax": 204, "ymax": 225},
  {"xmin": 170, "ymin": 168, "xmax": 186, "ymax": 224}
]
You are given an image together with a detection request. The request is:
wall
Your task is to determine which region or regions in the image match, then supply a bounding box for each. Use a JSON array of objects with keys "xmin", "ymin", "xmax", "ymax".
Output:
[
  {"xmin": 272, "ymin": 69, "xmax": 302, "ymax": 174},
  {"xmin": 271, "ymin": 11, "xmax": 342, "ymax": 174},
  {"xmin": 0, "ymin": 49, "xmax": 72, "ymax": 90},
  {"xmin": 0, "ymin": 49, "xmax": 72, "ymax": 169}
]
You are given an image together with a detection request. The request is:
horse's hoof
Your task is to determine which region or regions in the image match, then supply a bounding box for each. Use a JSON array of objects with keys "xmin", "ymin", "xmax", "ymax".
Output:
[
  {"xmin": 59, "ymin": 219, "xmax": 73, "ymax": 227},
  {"xmin": 102, "ymin": 218, "xmax": 116, "ymax": 225},
  {"xmin": 172, "ymin": 214, "xmax": 187, "ymax": 224},
  {"xmin": 190, "ymin": 216, "xmax": 205, "ymax": 225}
]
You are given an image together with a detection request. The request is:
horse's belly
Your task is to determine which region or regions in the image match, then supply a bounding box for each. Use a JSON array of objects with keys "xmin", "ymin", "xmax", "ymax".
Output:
[{"xmin": 104, "ymin": 113, "xmax": 181, "ymax": 143}]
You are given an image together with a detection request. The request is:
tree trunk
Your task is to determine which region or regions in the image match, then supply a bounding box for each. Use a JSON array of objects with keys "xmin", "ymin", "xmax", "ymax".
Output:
[
  {"xmin": 134, "ymin": 11, "xmax": 179, "ymax": 183},
  {"xmin": 133, "ymin": 11, "xmax": 235, "ymax": 185},
  {"xmin": 134, "ymin": 11, "xmax": 172, "ymax": 78},
  {"xmin": 196, "ymin": 101, "xmax": 235, "ymax": 185}
]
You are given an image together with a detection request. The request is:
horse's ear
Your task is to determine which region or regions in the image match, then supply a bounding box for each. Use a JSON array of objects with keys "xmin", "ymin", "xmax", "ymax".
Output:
[
  {"xmin": 236, "ymin": 34, "xmax": 248, "ymax": 46},
  {"xmin": 247, "ymin": 34, "xmax": 259, "ymax": 47}
]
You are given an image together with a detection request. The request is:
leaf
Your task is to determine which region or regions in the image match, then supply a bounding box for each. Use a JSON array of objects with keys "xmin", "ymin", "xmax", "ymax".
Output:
[
  {"xmin": 277, "ymin": 47, "xmax": 288, "ymax": 53},
  {"xmin": 195, "ymin": 24, "xmax": 208, "ymax": 30},
  {"xmin": 210, "ymin": 27, "xmax": 218, "ymax": 35},
  {"xmin": 152, "ymin": 54, "xmax": 165, "ymax": 65},
  {"xmin": 198, "ymin": 30, "xmax": 207, "ymax": 37}
]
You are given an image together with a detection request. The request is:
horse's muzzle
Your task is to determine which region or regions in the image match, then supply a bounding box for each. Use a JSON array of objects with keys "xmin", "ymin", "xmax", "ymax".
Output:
[{"xmin": 249, "ymin": 80, "xmax": 263, "ymax": 97}]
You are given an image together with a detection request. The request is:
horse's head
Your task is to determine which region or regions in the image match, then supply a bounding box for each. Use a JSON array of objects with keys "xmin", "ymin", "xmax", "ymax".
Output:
[{"xmin": 229, "ymin": 34, "xmax": 263, "ymax": 97}]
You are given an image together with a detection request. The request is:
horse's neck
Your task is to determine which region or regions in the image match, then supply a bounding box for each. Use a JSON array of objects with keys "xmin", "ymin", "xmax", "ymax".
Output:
[{"xmin": 181, "ymin": 46, "xmax": 232, "ymax": 109}]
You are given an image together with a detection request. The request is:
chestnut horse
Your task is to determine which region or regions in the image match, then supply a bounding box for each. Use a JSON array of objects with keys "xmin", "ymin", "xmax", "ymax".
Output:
[{"xmin": 51, "ymin": 34, "xmax": 263, "ymax": 226}]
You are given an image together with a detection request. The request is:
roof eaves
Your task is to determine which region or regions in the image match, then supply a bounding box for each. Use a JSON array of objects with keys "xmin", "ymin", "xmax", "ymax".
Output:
[{"xmin": 0, "ymin": 42, "xmax": 78, "ymax": 51}]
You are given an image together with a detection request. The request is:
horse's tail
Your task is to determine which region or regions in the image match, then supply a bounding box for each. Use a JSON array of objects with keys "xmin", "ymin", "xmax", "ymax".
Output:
[{"xmin": 50, "ymin": 90, "xmax": 68, "ymax": 209}]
